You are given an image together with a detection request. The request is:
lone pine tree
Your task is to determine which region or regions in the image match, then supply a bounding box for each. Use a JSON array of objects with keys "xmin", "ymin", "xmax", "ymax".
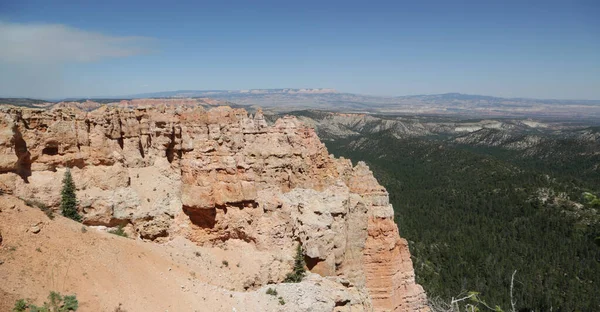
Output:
[
  {"xmin": 284, "ymin": 243, "xmax": 306, "ymax": 283},
  {"xmin": 61, "ymin": 169, "xmax": 82, "ymax": 222}
]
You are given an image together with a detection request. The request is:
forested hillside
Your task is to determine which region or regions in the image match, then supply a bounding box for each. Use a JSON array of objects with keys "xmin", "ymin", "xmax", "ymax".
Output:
[{"xmin": 290, "ymin": 111, "xmax": 600, "ymax": 311}]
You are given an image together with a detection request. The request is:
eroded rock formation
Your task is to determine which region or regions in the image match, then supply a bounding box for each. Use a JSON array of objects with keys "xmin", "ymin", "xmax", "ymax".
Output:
[{"xmin": 0, "ymin": 103, "xmax": 428, "ymax": 311}]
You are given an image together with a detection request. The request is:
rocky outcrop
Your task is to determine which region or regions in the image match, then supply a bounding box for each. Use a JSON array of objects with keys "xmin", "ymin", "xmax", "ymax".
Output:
[
  {"xmin": 51, "ymin": 97, "xmax": 229, "ymax": 111},
  {"xmin": 0, "ymin": 104, "xmax": 428, "ymax": 311}
]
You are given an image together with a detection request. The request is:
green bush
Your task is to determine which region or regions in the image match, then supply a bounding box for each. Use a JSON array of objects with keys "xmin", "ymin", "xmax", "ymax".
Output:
[
  {"xmin": 108, "ymin": 224, "xmax": 128, "ymax": 237},
  {"xmin": 266, "ymin": 288, "xmax": 278, "ymax": 296},
  {"xmin": 12, "ymin": 299, "xmax": 27, "ymax": 312},
  {"xmin": 13, "ymin": 291, "xmax": 78, "ymax": 312},
  {"xmin": 62, "ymin": 295, "xmax": 79, "ymax": 311},
  {"xmin": 583, "ymin": 192, "xmax": 600, "ymax": 208}
]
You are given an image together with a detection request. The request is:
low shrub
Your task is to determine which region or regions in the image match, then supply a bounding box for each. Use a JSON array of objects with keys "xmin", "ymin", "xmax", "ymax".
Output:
[
  {"xmin": 13, "ymin": 291, "xmax": 78, "ymax": 311},
  {"xmin": 108, "ymin": 224, "xmax": 128, "ymax": 237},
  {"xmin": 12, "ymin": 299, "xmax": 27, "ymax": 312}
]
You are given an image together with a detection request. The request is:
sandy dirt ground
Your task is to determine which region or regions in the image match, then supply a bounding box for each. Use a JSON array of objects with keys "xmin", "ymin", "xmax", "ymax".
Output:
[{"xmin": 0, "ymin": 195, "xmax": 301, "ymax": 312}]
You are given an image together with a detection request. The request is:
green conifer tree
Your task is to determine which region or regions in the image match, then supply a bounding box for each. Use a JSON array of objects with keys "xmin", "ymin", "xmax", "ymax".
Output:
[
  {"xmin": 61, "ymin": 169, "xmax": 81, "ymax": 222},
  {"xmin": 284, "ymin": 243, "xmax": 306, "ymax": 283}
]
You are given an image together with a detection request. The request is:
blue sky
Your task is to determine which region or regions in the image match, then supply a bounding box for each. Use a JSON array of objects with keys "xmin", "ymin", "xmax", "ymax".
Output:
[{"xmin": 0, "ymin": 0, "xmax": 598, "ymax": 99}]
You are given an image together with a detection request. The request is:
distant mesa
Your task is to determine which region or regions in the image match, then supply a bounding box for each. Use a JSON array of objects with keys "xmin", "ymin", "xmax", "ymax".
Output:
[
  {"xmin": 238, "ymin": 88, "xmax": 338, "ymax": 94},
  {"xmin": 123, "ymin": 88, "xmax": 339, "ymax": 99}
]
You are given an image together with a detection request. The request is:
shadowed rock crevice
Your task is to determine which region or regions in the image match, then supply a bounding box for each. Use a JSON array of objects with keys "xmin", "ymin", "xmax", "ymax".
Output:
[
  {"xmin": 138, "ymin": 139, "xmax": 145, "ymax": 158},
  {"xmin": 42, "ymin": 146, "xmax": 59, "ymax": 155},
  {"xmin": 166, "ymin": 127, "xmax": 176, "ymax": 163},
  {"xmin": 82, "ymin": 217, "xmax": 130, "ymax": 228},
  {"xmin": 335, "ymin": 299, "xmax": 350, "ymax": 307},
  {"xmin": 117, "ymin": 114, "xmax": 125, "ymax": 149},
  {"xmin": 13, "ymin": 125, "xmax": 31, "ymax": 182},
  {"xmin": 183, "ymin": 206, "xmax": 217, "ymax": 229},
  {"xmin": 304, "ymin": 255, "xmax": 321, "ymax": 271}
]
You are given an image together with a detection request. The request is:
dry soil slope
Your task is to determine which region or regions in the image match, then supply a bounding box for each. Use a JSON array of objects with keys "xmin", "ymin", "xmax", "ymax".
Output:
[{"xmin": 0, "ymin": 195, "xmax": 359, "ymax": 312}]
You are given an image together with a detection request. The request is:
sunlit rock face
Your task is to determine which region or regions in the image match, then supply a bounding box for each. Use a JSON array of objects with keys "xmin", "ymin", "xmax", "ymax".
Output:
[{"xmin": 0, "ymin": 104, "xmax": 429, "ymax": 311}]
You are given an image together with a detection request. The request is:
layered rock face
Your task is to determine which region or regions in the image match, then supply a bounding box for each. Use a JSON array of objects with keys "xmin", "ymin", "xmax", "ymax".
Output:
[
  {"xmin": 0, "ymin": 104, "xmax": 428, "ymax": 311},
  {"xmin": 51, "ymin": 97, "xmax": 228, "ymax": 111}
]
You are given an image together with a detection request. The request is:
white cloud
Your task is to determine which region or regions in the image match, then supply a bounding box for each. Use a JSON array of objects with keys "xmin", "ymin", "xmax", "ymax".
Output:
[
  {"xmin": 0, "ymin": 21, "xmax": 153, "ymax": 64},
  {"xmin": 0, "ymin": 22, "xmax": 155, "ymax": 98}
]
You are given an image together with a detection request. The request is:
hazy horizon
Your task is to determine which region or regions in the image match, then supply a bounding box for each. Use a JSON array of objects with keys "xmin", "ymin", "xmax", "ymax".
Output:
[
  {"xmin": 56, "ymin": 89, "xmax": 600, "ymax": 102},
  {"xmin": 3, "ymin": 88, "xmax": 600, "ymax": 103}
]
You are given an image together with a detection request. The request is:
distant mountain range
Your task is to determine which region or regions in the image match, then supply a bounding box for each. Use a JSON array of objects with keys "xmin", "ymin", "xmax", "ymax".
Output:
[
  {"xmin": 123, "ymin": 88, "xmax": 339, "ymax": 98},
  {"xmin": 2, "ymin": 89, "xmax": 600, "ymax": 120},
  {"xmin": 123, "ymin": 89, "xmax": 600, "ymax": 119}
]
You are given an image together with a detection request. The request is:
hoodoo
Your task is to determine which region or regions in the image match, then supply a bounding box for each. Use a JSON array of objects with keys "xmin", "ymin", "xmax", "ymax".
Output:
[{"xmin": 0, "ymin": 103, "xmax": 428, "ymax": 311}]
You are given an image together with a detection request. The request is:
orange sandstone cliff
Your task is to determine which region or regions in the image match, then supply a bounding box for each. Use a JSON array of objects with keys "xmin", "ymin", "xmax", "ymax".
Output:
[{"xmin": 0, "ymin": 103, "xmax": 428, "ymax": 311}]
